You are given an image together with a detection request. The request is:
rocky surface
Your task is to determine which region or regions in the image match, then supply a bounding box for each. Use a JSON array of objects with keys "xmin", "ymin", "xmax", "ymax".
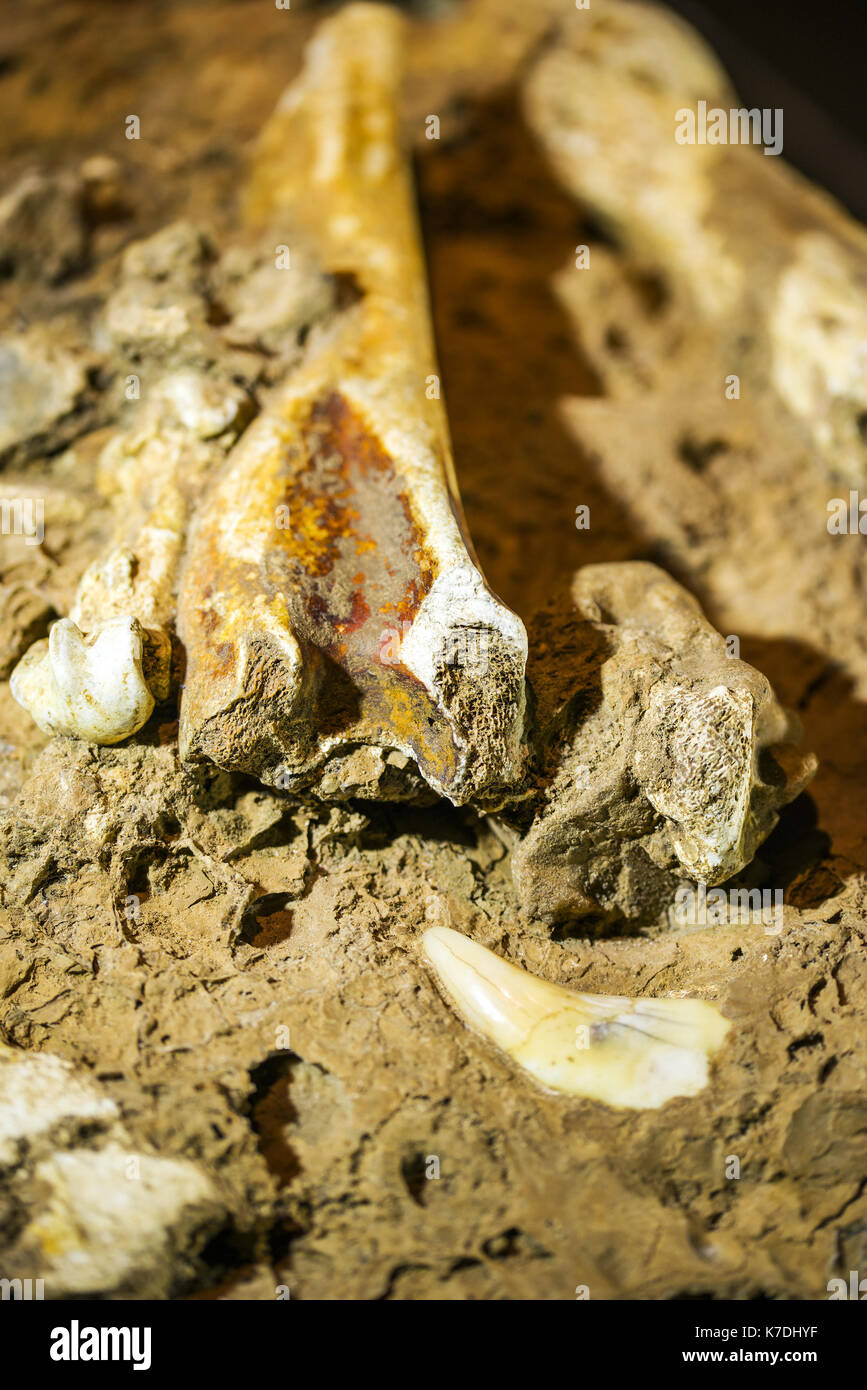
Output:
[
  {"xmin": 505, "ymin": 562, "xmax": 815, "ymax": 929},
  {"xmin": 524, "ymin": 0, "xmax": 867, "ymax": 486},
  {"xmin": 0, "ymin": 1043, "xmax": 225, "ymax": 1298},
  {"xmin": 0, "ymin": 0, "xmax": 865, "ymax": 1300}
]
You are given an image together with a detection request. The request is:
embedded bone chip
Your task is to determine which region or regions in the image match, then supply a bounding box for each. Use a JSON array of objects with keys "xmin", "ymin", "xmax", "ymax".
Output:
[
  {"xmin": 0, "ymin": 1044, "xmax": 224, "ymax": 1298},
  {"xmin": 176, "ymin": 4, "xmax": 527, "ymax": 805},
  {"xmin": 523, "ymin": 0, "xmax": 867, "ymax": 483},
  {"xmin": 505, "ymin": 563, "xmax": 816, "ymax": 928},
  {"xmin": 423, "ymin": 927, "xmax": 731, "ymax": 1108}
]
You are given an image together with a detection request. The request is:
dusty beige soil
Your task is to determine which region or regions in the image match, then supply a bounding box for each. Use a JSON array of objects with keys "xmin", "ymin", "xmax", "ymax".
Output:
[{"xmin": 0, "ymin": 0, "xmax": 865, "ymax": 1299}]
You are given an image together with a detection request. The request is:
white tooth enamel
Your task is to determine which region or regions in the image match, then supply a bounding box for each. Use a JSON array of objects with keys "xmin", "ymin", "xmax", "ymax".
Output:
[
  {"xmin": 10, "ymin": 615, "xmax": 155, "ymax": 744},
  {"xmin": 422, "ymin": 927, "xmax": 730, "ymax": 1109}
]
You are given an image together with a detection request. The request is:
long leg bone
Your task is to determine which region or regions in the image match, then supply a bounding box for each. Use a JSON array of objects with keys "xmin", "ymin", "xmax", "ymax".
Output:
[
  {"xmin": 175, "ymin": 3, "xmax": 527, "ymax": 805},
  {"xmin": 424, "ymin": 926, "xmax": 731, "ymax": 1108},
  {"xmin": 10, "ymin": 4, "xmax": 528, "ymax": 800}
]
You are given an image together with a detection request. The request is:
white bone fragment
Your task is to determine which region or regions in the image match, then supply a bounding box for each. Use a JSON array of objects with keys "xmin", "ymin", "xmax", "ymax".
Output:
[{"xmin": 10, "ymin": 616, "xmax": 154, "ymax": 744}]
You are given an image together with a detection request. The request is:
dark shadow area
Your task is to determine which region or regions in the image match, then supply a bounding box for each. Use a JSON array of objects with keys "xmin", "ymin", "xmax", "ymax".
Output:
[
  {"xmin": 670, "ymin": 0, "xmax": 867, "ymax": 221},
  {"xmin": 416, "ymin": 86, "xmax": 648, "ymax": 621},
  {"xmin": 357, "ymin": 798, "xmax": 479, "ymax": 851},
  {"xmin": 248, "ymin": 1051, "xmax": 303, "ymax": 1188},
  {"xmin": 240, "ymin": 893, "xmax": 296, "ymax": 948},
  {"xmin": 747, "ymin": 793, "xmax": 833, "ymax": 900}
]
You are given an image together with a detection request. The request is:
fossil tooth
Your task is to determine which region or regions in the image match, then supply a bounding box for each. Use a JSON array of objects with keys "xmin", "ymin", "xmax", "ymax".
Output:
[
  {"xmin": 176, "ymin": 3, "xmax": 528, "ymax": 806},
  {"xmin": 10, "ymin": 495, "xmax": 181, "ymax": 741},
  {"xmin": 10, "ymin": 616, "xmax": 155, "ymax": 744},
  {"xmin": 423, "ymin": 926, "xmax": 730, "ymax": 1109}
]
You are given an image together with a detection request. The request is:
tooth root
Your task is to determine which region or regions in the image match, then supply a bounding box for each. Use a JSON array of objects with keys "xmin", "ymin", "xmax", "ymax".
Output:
[
  {"xmin": 423, "ymin": 927, "xmax": 730, "ymax": 1109},
  {"xmin": 177, "ymin": 4, "xmax": 527, "ymax": 806},
  {"xmin": 10, "ymin": 616, "xmax": 155, "ymax": 745}
]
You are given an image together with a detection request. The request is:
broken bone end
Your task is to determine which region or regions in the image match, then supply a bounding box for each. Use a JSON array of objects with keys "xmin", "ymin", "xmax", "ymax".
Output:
[
  {"xmin": 402, "ymin": 576, "xmax": 529, "ymax": 805},
  {"xmin": 177, "ymin": 600, "xmax": 314, "ymax": 785}
]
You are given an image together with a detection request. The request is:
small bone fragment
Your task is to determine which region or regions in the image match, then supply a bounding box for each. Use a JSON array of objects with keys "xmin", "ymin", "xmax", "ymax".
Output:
[
  {"xmin": 0, "ymin": 325, "xmax": 92, "ymax": 465},
  {"xmin": 506, "ymin": 563, "xmax": 816, "ymax": 928},
  {"xmin": 0, "ymin": 1043, "xmax": 225, "ymax": 1299},
  {"xmin": 0, "ymin": 1042, "xmax": 117, "ymax": 1166},
  {"xmin": 10, "ymin": 615, "xmax": 155, "ymax": 744},
  {"xmin": 177, "ymin": 4, "xmax": 527, "ymax": 805},
  {"xmin": 0, "ymin": 169, "xmax": 85, "ymax": 283},
  {"xmin": 523, "ymin": 0, "xmax": 867, "ymax": 483},
  {"xmin": 10, "ymin": 421, "xmax": 195, "ymax": 740},
  {"xmin": 423, "ymin": 927, "xmax": 730, "ymax": 1108}
]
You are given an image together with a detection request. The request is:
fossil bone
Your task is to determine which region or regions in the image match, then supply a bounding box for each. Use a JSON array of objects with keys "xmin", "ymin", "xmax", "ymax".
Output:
[
  {"xmin": 12, "ymin": 5, "xmax": 528, "ymax": 802},
  {"xmin": 6, "ymin": 0, "xmax": 814, "ymax": 899},
  {"xmin": 423, "ymin": 926, "xmax": 731, "ymax": 1108},
  {"xmin": 8, "ymin": 407, "xmax": 212, "ymax": 743},
  {"xmin": 505, "ymin": 563, "xmax": 817, "ymax": 928},
  {"xmin": 523, "ymin": 0, "xmax": 867, "ymax": 483},
  {"xmin": 175, "ymin": 3, "xmax": 527, "ymax": 805}
]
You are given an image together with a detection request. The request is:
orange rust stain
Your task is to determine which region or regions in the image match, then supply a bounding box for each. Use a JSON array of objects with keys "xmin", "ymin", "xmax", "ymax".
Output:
[
  {"xmin": 212, "ymin": 641, "xmax": 236, "ymax": 679},
  {"xmin": 338, "ymin": 590, "xmax": 371, "ymax": 634},
  {"xmin": 273, "ymin": 390, "xmax": 435, "ymax": 656}
]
